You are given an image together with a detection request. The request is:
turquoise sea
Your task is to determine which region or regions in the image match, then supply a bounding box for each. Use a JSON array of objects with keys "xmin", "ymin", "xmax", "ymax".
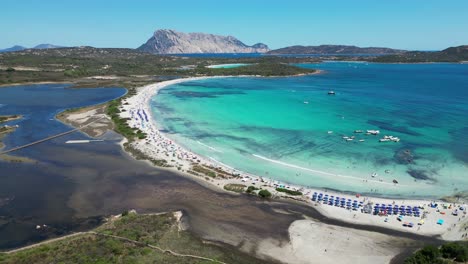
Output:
[{"xmin": 151, "ymin": 62, "xmax": 468, "ymax": 198}]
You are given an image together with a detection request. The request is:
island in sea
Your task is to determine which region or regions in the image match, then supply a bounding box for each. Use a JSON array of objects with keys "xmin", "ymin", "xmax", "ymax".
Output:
[{"xmin": 0, "ymin": 29, "xmax": 467, "ymax": 264}]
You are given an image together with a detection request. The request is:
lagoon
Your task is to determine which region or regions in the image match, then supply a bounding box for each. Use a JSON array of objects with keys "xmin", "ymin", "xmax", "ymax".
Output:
[{"xmin": 151, "ymin": 62, "xmax": 468, "ymax": 198}]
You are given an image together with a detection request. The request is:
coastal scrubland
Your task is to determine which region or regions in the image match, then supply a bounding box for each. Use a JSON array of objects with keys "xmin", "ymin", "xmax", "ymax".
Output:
[
  {"xmin": 0, "ymin": 47, "xmax": 318, "ymax": 87},
  {"xmin": 0, "ymin": 212, "xmax": 270, "ymax": 264}
]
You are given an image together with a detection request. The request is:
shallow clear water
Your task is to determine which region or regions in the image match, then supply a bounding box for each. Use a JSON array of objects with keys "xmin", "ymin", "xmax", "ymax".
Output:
[{"xmin": 151, "ymin": 62, "xmax": 468, "ymax": 198}]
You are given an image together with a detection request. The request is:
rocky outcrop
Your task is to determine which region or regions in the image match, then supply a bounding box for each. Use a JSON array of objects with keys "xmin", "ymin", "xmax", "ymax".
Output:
[{"xmin": 137, "ymin": 29, "xmax": 269, "ymax": 54}]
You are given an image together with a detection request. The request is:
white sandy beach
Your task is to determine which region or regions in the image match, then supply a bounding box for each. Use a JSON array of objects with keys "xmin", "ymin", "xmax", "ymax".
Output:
[{"xmin": 120, "ymin": 77, "xmax": 468, "ymax": 243}]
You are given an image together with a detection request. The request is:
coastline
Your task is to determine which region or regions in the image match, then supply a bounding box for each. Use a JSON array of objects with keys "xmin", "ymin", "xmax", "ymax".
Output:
[{"xmin": 120, "ymin": 76, "xmax": 468, "ymax": 240}]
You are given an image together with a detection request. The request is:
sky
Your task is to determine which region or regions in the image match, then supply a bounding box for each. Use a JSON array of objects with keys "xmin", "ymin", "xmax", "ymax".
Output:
[{"xmin": 1, "ymin": 0, "xmax": 467, "ymax": 50}]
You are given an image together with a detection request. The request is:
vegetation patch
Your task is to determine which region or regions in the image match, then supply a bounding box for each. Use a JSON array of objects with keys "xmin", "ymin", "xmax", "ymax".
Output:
[
  {"xmin": 275, "ymin": 188, "xmax": 303, "ymax": 196},
  {"xmin": 246, "ymin": 186, "xmax": 259, "ymax": 194},
  {"xmin": 405, "ymin": 242, "xmax": 468, "ymax": 264},
  {"xmin": 0, "ymin": 212, "xmax": 269, "ymax": 264},
  {"xmin": 192, "ymin": 165, "xmax": 217, "ymax": 178},
  {"xmin": 258, "ymin": 189, "xmax": 272, "ymax": 198},
  {"xmin": 106, "ymin": 99, "xmax": 146, "ymax": 140},
  {"xmin": 223, "ymin": 184, "xmax": 246, "ymax": 193}
]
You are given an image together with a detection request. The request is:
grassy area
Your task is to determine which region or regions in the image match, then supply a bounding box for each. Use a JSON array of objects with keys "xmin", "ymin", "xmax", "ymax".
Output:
[
  {"xmin": 223, "ymin": 184, "xmax": 246, "ymax": 193},
  {"xmin": 275, "ymin": 188, "xmax": 303, "ymax": 196},
  {"xmin": 192, "ymin": 165, "xmax": 217, "ymax": 178},
  {"xmin": 0, "ymin": 212, "xmax": 270, "ymax": 264}
]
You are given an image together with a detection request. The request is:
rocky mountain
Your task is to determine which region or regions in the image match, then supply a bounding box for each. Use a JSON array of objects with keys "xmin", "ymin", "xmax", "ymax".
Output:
[
  {"xmin": 137, "ymin": 29, "xmax": 269, "ymax": 54},
  {"xmin": 372, "ymin": 45, "xmax": 468, "ymax": 63},
  {"xmin": 267, "ymin": 45, "xmax": 406, "ymax": 55},
  {"xmin": 0, "ymin": 44, "xmax": 63, "ymax": 53}
]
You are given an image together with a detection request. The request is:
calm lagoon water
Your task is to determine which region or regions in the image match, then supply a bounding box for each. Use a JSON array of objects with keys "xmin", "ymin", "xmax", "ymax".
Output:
[{"xmin": 151, "ymin": 62, "xmax": 468, "ymax": 198}]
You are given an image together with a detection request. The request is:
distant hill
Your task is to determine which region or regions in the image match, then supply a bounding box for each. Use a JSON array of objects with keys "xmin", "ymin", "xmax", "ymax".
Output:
[
  {"xmin": 33, "ymin": 43, "xmax": 63, "ymax": 49},
  {"xmin": 0, "ymin": 45, "xmax": 27, "ymax": 53},
  {"xmin": 0, "ymin": 44, "xmax": 64, "ymax": 53},
  {"xmin": 137, "ymin": 29, "xmax": 269, "ymax": 54},
  {"xmin": 267, "ymin": 45, "xmax": 406, "ymax": 55},
  {"xmin": 372, "ymin": 45, "xmax": 468, "ymax": 62}
]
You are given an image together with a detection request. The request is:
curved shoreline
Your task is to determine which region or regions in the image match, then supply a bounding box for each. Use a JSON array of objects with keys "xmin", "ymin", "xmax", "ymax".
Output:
[{"xmin": 120, "ymin": 76, "xmax": 467, "ymax": 240}]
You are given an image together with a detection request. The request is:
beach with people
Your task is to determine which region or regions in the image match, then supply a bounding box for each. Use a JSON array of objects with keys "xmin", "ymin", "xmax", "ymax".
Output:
[{"xmin": 119, "ymin": 76, "xmax": 468, "ymax": 241}]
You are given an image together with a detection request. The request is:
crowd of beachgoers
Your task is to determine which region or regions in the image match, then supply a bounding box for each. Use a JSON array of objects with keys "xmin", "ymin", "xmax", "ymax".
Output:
[{"xmin": 120, "ymin": 77, "xmax": 468, "ymax": 240}]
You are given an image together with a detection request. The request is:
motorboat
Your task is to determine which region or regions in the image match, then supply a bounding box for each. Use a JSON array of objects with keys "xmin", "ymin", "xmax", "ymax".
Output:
[
  {"xmin": 328, "ymin": 91, "xmax": 336, "ymax": 95},
  {"xmin": 366, "ymin": 130, "xmax": 380, "ymax": 135}
]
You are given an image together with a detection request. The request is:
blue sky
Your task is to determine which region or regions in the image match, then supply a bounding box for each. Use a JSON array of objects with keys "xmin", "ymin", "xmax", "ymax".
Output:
[{"xmin": 1, "ymin": 0, "xmax": 467, "ymax": 50}]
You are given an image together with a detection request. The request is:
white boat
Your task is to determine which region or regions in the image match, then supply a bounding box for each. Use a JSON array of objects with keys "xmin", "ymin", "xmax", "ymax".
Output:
[
  {"xmin": 342, "ymin": 136, "xmax": 349, "ymax": 139},
  {"xmin": 359, "ymin": 139, "xmax": 365, "ymax": 142},
  {"xmin": 371, "ymin": 172, "xmax": 378, "ymax": 178},
  {"xmin": 327, "ymin": 131, "xmax": 333, "ymax": 134},
  {"xmin": 346, "ymin": 138, "xmax": 353, "ymax": 141},
  {"xmin": 304, "ymin": 101, "xmax": 309, "ymax": 104},
  {"xmin": 366, "ymin": 130, "xmax": 380, "ymax": 135},
  {"xmin": 379, "ymin": 135, "xmax": 400, "ymax": 142},
  {"xmin": 328, "ymin": 91, "xmax": 336, "ymax": 95}
]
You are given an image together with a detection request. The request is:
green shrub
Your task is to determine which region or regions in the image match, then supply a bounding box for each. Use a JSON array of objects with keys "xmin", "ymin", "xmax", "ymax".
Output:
[
  {"xmin": 246, "ymin": 186, "xmax": 259, "ymax": 194},
  {"xmin": 405, "ymin": 245, "xmax": 441, "ymax": 264},
  {"xmin": 258, "ymin": 190, "xmax": 272, "ymax": 198},
  {"xmin": 275, "ymin": 188, "xmax": 302, "ymax": 196},
  {"xmin": 440, "ymin": 242, "xmax": 468, "ymax": 262}
]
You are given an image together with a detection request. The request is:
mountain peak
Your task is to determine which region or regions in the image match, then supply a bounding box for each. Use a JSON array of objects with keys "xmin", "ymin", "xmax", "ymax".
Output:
[{"xmin": 138, "ymin": 29, "xmax": 269, "ymax": 54}]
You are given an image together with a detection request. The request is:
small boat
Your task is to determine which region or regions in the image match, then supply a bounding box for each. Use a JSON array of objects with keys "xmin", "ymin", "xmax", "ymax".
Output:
[
  {"xmin": 371, "ymin": 172, "xmax": 378, "ymax": 178},
  {"xmin": 342, "ymin": 136, "xmax": 349, "ymax": 139},
  {"xmin": 366, "ymin": 130, "xmax": 380, "ymax": 135},
  {"xmin": 354, "ymin": 130, "xmax": 364, "ymax": 133},
  {"xmin": 393, "ymin": 179, "xmax": 399, "ymax": 184},
  {"xmin": 359, "ymin": 139, "xmax": 365, "ymax": 142},
  {"xmin": 379, "ymin": 135, "xmax": 400, "ymax": 142},
  {"xmin": 303, "ymin": 101, "xmax": 309, "ymax": 104},
  {"xmin": 346, "ymin": 138, "xmax": 353, "ymax": 141},
  {"xmin": 328, "ymin": 91, "xmax": 336, "ymax": 95},
  {"xmin": 327, "ymin": 131, "xmax": 333, "ymax": 134}
]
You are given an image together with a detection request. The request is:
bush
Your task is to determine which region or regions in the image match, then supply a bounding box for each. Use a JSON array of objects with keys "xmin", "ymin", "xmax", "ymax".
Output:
[
  {"xmin": 246, "ymin": 186, "xmax": 259, "ymax": 194},
  {"xmin": 276, "ymin": 188, "xmax": 302, "ymax": 196},
  {"xmin": 440, "ymin": 242, "xmax": 468, "ymax": 262},
  {"xmin": 258, "ymin": 190, "xmax": 272, "ymax": 198},
  {"xmin": 405, "ymin": 245, "xmax": 441, "ymax": 264}
]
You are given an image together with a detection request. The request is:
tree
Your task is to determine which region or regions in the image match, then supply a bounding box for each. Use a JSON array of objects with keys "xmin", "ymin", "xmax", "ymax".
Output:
[
  {"xmin": 440, "ymin": 242, "xmax": 468, "ymax": 262},
  {"xmin": 405, "ymin": 245, "xmax": 440, "ymax": 264}
]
